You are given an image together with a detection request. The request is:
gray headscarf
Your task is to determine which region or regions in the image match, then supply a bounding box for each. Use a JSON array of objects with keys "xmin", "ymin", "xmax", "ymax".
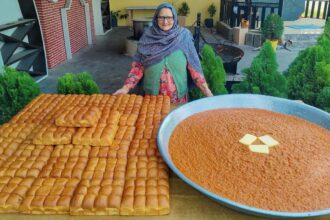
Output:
[{"xmin": 133, "ymin": 3, "xmax": 204, "ymax": 75}]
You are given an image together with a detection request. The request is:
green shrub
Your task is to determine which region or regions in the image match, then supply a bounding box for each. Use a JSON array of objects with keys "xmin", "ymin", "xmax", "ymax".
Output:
[
  {"xmin": 189, "ymin": 44, "xmax": 227, "ymax": 101},
  {"xmin": 57, "ymin": 72, "xmax": 100, "ymax": 95},
  {"xmin": 232, "ymin": 41, "xmax": 287, "ymax": 98},
  {"xmin": 316, "ymin": 86, "xmax": 330, "ymax": 112},
  {"xmin": 261, "ymin": 13, "xmax": 284, "ymax": 40},
  {"xmin": 0, "ymin": 67, "xmax": 40, "ymax": 124},
  {"xmin": 285, "ymin": 34, "xmax": 330, "ymax": 107},
  {"xmin": 323, "ymin": 17, "xmax": 330, "ymax": 38}
]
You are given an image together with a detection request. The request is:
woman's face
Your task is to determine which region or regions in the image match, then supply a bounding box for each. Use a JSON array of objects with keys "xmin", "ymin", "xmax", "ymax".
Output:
[{"xmin": 157, "ymin": 8, "xmax": 174, "ymax": 31}]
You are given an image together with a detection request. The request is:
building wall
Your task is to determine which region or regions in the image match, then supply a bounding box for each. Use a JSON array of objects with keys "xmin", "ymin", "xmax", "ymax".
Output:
[
  {"xmin": 112, "ymin": 0, "xmax": 221, "ymax": 27},
  {"xmin": 92, "ymin": 0, "xmax": 104, "ymax": 35},
  {"xmin": 68, "ymin": 0, "xmax": 88, "ymax": 54},
  {"xmin": 35, "ymin": 0, "xmax": 95, "ymax": 69}
]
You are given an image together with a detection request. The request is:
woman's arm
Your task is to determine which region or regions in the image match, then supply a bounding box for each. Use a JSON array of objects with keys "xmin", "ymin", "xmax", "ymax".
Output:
[
  {"xmin": 187, "ymin": 64, "xmax": 213, "ymax": 97},
  {"xmin": 114, "ymin": 61, "xmax": 145, "ymax": 95}
]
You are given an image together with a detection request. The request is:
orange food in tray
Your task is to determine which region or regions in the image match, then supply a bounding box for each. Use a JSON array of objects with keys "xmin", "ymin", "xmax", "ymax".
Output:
[{"xmin": 169, "ymin": 108, "xmax": 330, "ymax": 212}]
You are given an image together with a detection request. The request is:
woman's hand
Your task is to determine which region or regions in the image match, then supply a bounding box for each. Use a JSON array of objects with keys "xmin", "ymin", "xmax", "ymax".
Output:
[
  {"xmin": 113, "ymin": 85, "xmax": 130, "ymax": 95},
  {"xmin": 201, "ymin": 82, "xmax": 213, "ymax": 97},
  {"xmin": 204, "ymin": 88, "xmax": 213, "ymax": 97}
]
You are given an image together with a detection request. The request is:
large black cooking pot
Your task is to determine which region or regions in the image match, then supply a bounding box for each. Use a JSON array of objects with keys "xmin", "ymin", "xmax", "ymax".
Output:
[{"xmin": 214, "ymin": 44, "xmax": 244, "ymax": 74}]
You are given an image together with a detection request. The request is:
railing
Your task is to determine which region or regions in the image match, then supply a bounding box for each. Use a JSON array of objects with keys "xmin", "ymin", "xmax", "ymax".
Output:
[
  {"xmin": 220, "ymin": 0, "xmax": 234, "ymax": 26},
  {"xmin": 303, "ymin": 0, "xmax": 330, "ymax": 19},
  {"xmin": 220, "ymin": 0, "xmax": 283, "ymax": 29},
  {"xmin": 0, "ymin": 0, "xmax": 47, "ymax": 81}
]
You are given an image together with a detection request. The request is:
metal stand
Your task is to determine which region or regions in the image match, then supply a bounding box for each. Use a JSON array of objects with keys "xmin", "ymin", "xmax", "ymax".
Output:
[{"xmin": 193, "ymin": 13, "xmax": 201, "ymax": 54}]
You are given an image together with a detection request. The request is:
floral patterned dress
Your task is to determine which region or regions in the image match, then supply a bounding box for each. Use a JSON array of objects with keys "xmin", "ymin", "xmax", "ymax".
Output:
[{"xmin": 124, "ymin": 61, "xmax": 206, "ymax": 104}]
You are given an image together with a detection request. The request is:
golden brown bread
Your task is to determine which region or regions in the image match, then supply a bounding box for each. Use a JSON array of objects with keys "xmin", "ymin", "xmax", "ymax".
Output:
[
  {"xmin": 55, "ymin": 106, "xmax": 101, "ymax": 127},
  {"xmin": 0, "ymin": 138, "xmax": 21, "ymax": 164},
  {"xmin": 39, "ymin": 154, "xmax": 88, "ymax": 179},
  {"xmin": 0, "ymin": 177, "xmax": 35, "ymax": 213},
  {"xmin": 125, "ymin": 156, "xmax": 169, "ymax": 180},
  {"xmin": 70, "ymin": 178, "xmax": 125, "ymax": 215},
  {"xmin": 81, "ymin": 158, "xmax": 127, "ymax": 181},
  {"xmin": 120, "ymin": 178, "xmax": 169, "ymax": 215},
  {"xmin": 19, "ymin": 178, "xmax": 79, "ymax": 214},
  {"xmin": 0, "ymin": 149, "xmax": 50, "ymax": 178},
  {"xmin": 33, "ymin": 125, "xmax": 76, "ymax": 145},
  {"xmin": 50, "ymin": 145, "xmax": 90, "ymax": 158},
  {"xmin": 73, "ymin": 124, "xmax": 118, "ymax": 147},
  {"xmin": 0, "ymin": 94, "xmax": 171, "ymax": 216},
  {"xmin": 10, "ymin": 94, "xmax": 67, "ymax": 124},
  {"xmin": 98, "ymin": 109, "xmax": 121, "ymax": 125},
  {"xmin": 0, "ymin": 123, "xmax": 38, "ymax": 141}
]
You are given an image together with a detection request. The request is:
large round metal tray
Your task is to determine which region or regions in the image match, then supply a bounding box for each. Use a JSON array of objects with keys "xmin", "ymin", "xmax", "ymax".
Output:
[{"xmin": 157, "ymin": 94, "xmax": 330, "ymax": 218}]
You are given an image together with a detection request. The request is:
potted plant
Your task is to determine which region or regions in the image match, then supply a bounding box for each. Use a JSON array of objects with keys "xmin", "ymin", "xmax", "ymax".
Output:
[
  {"xmin": 111, "ymin": 10, "xmax": 120, "ymax": 27},
  {"xmin": 205, "ymin": 3, "xmax": 216, "ymax": 28},
  {"xmin": 261, "ymin": 13, "xmax": 284, "ymax": 50},
  {"xmin": 177, "ymin": 2, "xmax": 190, "ymax": 26}
]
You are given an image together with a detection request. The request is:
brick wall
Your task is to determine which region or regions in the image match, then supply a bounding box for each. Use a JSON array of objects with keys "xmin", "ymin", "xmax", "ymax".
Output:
[
  {"xmin": 67, "ymin": 0, "xmax": 87, "ymax": 54},
  {"xmin": 35, "ymin": 0, "xmax": 95, "ymax": 69}
]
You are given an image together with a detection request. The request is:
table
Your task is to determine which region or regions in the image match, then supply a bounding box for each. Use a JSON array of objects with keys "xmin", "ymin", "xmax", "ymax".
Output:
[{"xmin": 126, "ymin": 6, "xmax": 157, "ymax": 27}]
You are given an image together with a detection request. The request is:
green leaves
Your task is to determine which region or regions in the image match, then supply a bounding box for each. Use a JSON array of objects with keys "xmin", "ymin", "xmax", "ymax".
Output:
[
  {"xmin": 286, "ymin": 20, "xmax": 330, "ymax": 112},
  {"xmin": 57, "ymin": 72, "xmax": 100, "ymax": 95},
  {"xmin": 0, "ymin": 67, "xmax": 40, "ymax": 124},
  {"xmin": 189, "ymin": 44, "xmax": 227, "ymax": 101},
  {"xmin": 316, "ymin": 87, "xmax": 330, "ymax": 112},
  {"xmin": 208, "ymin": 3, "xmax": 217, "ymax": 18},
  {"xmin": 232, "ymin": 41, "xmax": 287, "ymax": 98},
  {"xmin": 261, "ymin": 13, "xmax": 284, "ymax": 40}
]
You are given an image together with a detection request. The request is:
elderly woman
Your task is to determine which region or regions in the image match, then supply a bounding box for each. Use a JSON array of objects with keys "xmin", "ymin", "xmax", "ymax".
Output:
[{"xmin": 114, "ymin": 3, "xmax": 213, "ymax": 103}]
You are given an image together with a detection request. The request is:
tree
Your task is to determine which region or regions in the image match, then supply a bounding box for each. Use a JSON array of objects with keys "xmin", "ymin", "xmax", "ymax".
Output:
[
  {"xmin": 285, "ymin": 31, "xmax": 330, "ymax": 108},
  {"xmin": 232, "ymin": 41, "xmax": 288, "ymax": 98},
  {"xmin": 189, "ymin": 44, "xmax": 227, "ymax": 101},
  {"xmin": 316, "ymin": 87, "xmax": 330, "ymax": 112},
  {"xmin": 261, "ymin": 13, "xmax": 284, "ymax": 40},
  {"xmin": 0, "ymin": 67, "xmax": 40, "ymax": 124}
]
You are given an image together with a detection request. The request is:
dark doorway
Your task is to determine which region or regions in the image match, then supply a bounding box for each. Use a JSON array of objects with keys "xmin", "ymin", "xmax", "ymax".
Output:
[{"xmin": 101, "ymin": 0, "xmax": 111, "ymax": 32}]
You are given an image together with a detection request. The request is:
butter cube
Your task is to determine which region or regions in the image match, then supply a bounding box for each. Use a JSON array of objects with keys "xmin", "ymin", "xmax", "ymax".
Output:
[
  {"xmin": 239, "ymin": 134, "xmax": 257, "ymax": 145},
  {"xmin": 259, "ymin": 135, "xmax": 279, "ymax": 147},
  {"xmin": 249, "ymin": 145, "xmax": 270, "ymax": 154}
]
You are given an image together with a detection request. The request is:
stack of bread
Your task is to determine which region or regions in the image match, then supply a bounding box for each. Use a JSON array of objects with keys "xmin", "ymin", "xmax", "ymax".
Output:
[{"xmin": 0, "ymin": 94, "xmax": 170, "ymax": 215}]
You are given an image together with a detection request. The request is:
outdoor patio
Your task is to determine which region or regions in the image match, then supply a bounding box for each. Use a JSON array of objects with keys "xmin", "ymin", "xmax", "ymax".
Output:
[{"xmin": 39, "ymin": 17, "xmax": 324, "ymax": 94}]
